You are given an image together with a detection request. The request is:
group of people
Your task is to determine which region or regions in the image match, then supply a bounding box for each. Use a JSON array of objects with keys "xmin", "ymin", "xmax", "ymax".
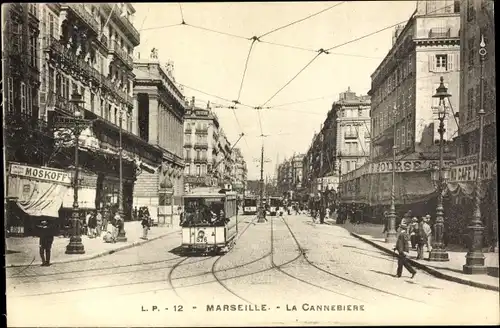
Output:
[{"xmin": 180, "ymin": 205, "xmax": 227, "ymax": 227}]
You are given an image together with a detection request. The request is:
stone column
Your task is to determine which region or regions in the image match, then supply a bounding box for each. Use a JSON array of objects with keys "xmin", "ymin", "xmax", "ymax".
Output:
[{"xmin": 149, "ymin": 95, "xmax": 159, "ymax": 144}]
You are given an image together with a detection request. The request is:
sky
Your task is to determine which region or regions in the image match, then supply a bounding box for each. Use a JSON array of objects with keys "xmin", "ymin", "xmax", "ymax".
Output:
[{"xmin": 131, "ymin": 1, "xmax": 417, "ymax": 180}]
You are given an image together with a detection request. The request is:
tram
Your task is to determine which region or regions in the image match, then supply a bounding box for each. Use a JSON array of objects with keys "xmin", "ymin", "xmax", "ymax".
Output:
[
  {"xmin": 243, "ymin": 196, "xmax": 258, "ymax": 215},
  {"xmin": 181, "ymin": 187, "xmax": 239, "ymax": 254},
  {"xmin": 268, "ymin": 197, "xmax": 281, "ymax": 216}
]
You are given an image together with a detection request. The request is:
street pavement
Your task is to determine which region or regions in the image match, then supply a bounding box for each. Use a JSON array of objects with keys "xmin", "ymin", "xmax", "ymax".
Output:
[
  {"xmin": 6, "ymin": 214, "xmax": 499, "ymax": 326},
  {"xmin": 341, "ymin": 221, "xmax": 500, "ymax": 290},
  {"xmin": 5, "ymin": 220, "xmax": 181, "ymax": 267}
]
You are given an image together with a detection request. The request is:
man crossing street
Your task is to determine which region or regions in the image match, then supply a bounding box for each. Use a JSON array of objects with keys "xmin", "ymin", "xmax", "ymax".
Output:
[{"xmin": 393, "ymin": 223, "xmax": 417, "ymax": 279}]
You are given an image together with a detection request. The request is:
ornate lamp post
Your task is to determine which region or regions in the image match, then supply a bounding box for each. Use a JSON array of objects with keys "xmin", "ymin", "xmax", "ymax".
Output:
[
  {"xmin": 385, "ymin": 105, "xmax": 397, "ymax": 244},
  {"xmin": 429, "ymin": 77, "xmax": 451, "ymax": 262},
  {"xmin": 116, "ymin": 107, "xmax": 127, "ymax": 242},
  {"xmin": 463, "ymin": 36, "xmax": 488, "ymax": 274},
  {"xmin": 65, "ymin": 93, "xmax": 90, "ymax": 254}
]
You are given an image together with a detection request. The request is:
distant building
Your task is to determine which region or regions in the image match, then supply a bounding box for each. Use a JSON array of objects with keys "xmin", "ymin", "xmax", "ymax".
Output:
[
  {"xmin": 183, "ymin": 97, "xmax": 233, "ymax": 188},
  {"xmin": 231, "ymin": 148, "xmax": 248, "ymax": 193}
]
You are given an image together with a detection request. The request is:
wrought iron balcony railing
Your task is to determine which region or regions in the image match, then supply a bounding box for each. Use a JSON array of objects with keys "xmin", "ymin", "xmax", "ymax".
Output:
[
  {"xmin": 344, "ymin": 131, "xmax": 358, "ymax": 139},
  {"xmin": 109, "ymin": 40, "xmax": 134, "ymax": 68},
  {"xmin": 195, "ymin": 128, "xmax": 209, "ymax": 135},
  {"xmin": 62, "ymin": 4, "xmax": 100, "ymax": 34}
]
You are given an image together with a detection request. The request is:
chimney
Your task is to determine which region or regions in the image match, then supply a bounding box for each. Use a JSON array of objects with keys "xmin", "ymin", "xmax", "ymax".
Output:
[{"xmin": 191, "ymin": 96, "xmax": 195, "ymax": 109}]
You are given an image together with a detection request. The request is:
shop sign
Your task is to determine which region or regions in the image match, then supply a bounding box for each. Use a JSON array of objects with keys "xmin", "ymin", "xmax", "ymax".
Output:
[
  {"xmin": 9, "ymin": 163, "xmax": 72, "ymax": 184},
  {"xmin": 449, "ymin": 161, "xmax": 497, "ymax": 183},
  {"xmin": 370, "ymin": 160, "xmax": 455, "ymax": 174}
]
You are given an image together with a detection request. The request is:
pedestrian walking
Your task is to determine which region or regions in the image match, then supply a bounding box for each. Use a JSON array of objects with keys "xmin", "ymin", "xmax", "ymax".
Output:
[
  {"xmin": 416, "ymin": 217, "xmax": 427, "ymax": 259},
  {"xmin": 408, "ymin": 217, "xmax": 419, "ymax": 249},
  {"xmin": 382, "ymin": 211, "xmax": 389, "ymax": 233},
  {"xmin": 423, "ymin": 215, "xmax": 432, "ymax": 252},
  {"xmin": 84, "ymin": 211, "xmax": 91, "ymax": 236},
  {"xmin": 37, "ymin": 220, "xmax": 54, "ymax": 267},
  {"xmin": 393, "ymin": 223, "xmax": 417, "ymax": 279},
  {"xmin": 101, "ymin": 209, "xmax": 108, "ymax": 233},
  {"xmin": 88, "ymin": 211, "xmax": 97, "ymax": 238},
  {"xmin": 113, "ymin": 212, "xmax": 122, "ymax": 239},
  {"xmin": 95, "ymin": 210, "xmax": 103, "ymax": 237},
  {"xmin": 141, "ymin": 213, "xmax": 151, "ymax": 240}
]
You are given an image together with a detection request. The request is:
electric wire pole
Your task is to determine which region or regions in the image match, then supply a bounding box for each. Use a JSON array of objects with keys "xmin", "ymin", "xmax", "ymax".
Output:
[{"xmin": 258, "ymin": 145, "xmax": 266, "ymax": 222}]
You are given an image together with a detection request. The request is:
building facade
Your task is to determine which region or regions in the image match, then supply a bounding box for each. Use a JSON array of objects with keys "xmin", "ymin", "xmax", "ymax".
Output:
[
  {"xmin": 231, "ymin": 147, "xmax": 248, "ymax": 194},
  {"xmin": 183, "ymin": 98, "xmax": 233, "ymax": 189},
  {"xmin": 453, "ymin": 0, "xmax": 497, "ymax": 249},
  {"xmin": 5, "ymin": 3, "xmax": 161, "ymax": 236},
  {"xmin": 277, "ymin": 154, "xmax": 304, "ymax": 199},
  {"xmin": 339, "ymin": 1, "xmax": 462, "ymax": 219},
  {"xmin": 370, "ymin": 1, "xmax": 461, "ymax": 161},
  {"xmin": 133, "ymin": 56, "xmax": 186, "ymax": 223}
]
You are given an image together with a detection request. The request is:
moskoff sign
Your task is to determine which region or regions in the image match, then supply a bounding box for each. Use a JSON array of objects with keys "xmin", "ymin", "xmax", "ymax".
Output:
[{"xmin": 9, "ymin": 163, "xmax": 72, "ymax": 184}]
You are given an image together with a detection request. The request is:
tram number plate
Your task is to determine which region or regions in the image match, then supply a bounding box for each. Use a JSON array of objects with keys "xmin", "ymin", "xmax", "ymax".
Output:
[
  {"xmin": 195, "ymin": 229, "xmax": 216, "ymax": 243},
  {"xmin": 197, "ymin": 236, "xmax": 208, "ymax": 243}
]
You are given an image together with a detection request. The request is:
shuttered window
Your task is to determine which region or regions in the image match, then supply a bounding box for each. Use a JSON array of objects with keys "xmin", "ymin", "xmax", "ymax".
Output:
[{"xmin": 21, "ymin": 82, "xmax": 27, "ymax": 113}]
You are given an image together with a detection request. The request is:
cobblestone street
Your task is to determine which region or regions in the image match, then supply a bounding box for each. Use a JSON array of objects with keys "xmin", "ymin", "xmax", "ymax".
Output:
[{"xmin": 6, "ymin": 214, "xmax": 499, "ymax": 326}]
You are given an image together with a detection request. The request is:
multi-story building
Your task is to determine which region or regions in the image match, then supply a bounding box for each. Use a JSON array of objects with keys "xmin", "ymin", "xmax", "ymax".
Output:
[
  {"xmin": 231, "ymin": 148, "xmax": 248, "ymax": 194},
  {"xmin": 133, "ymin": 55, "xmax": 186, "ymax": 223},
  {"xmin": 370, "ymin": 1, "xmax": 461, "ymax": 160},
  {"xmin": 339, "ymin": 1, "xmax": 462, "ymax": 218},
  {"xmin": 336, "ymin": 88, "xmax": 371, "ymax": 177},
  {"xmin": 453, "ymin": 0, "xmax": 497, "ymax": 249},
  {"xmin": 6, "ymin": 4, "xmax": 162, "ymax": 236},
  {"xmin": 277, "ymin": 154, "xmax": 304, "ymax": 198},
  {"xmin": 183, "ymin": 97, "xmax": 233, "ymax": 189}
]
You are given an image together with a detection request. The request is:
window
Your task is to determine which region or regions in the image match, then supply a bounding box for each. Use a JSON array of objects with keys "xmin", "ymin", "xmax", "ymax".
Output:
[
  {"xmin": 90, "ymin": 93, "xmax": 95, "ymax": 112},
  {"xmin": 27, "ymin": 85, "xmax": 32, "ymax": 115},
  {"xmin": 395, "ymin": 128, "xmax": 400, "ymax": 149},
  {"xmin": 468, "ymin": 37, "xmax": 475, "ymax": 67},
  {"xmin": 30, "ymin": 33, "xmax": 37, "ymax": 68},
  {"xmin": 467, "ymin": 0, "xmax": 475, "ymax": 21},
  {"xmin": 21, "ymin": 82, "xmax": 27, "ymax": 113},
  {"xmin": 201, "ymin": 164, "xmax": 207, "ymax": 175},
  {"xmin": 358, "ymin": 108, "xmax": 363, "ymax": 117},
  {"xmin": 454, "ymin": 0, "xmax": 460, "ymax": 13},
  {"xmin": 436, "ymin": 54, "xmax": 447, "ymax": 70},
  {"xmin": 107, "ymin": 104, "xmax": 112, "ymax": 121},
  {"xmin": 401, "ymin": 125, "xmax": 406, "ymax": 149},
  {"xmin": 467, "ymin": 88, "xmax": 474, "ymax": 121},
  {"xmin": 7, "ymin": 77, "xmax": 13, "ymax": 112},
  {"xmin": 196, "ymin": 165, "xmax": 201, "ymax": 176},
  {"xmin": 184, "ymin": 166, "xmax": 190, "ymax": 175}
]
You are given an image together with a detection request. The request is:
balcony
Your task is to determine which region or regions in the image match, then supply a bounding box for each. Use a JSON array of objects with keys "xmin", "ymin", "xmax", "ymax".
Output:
[
  {"xmin": 195, "ymin": 128, "xmax": 208, "ymax": 135},
  {"xmin": 339, "ymin": 149, "xmax": 364, "ymax": 157},
  {"xmin": 185, "ymin": 127, "xmax": 192, "ymax": 134},
  {"xmin": 194, "ymin": 142, "xmax": 209, "ymax": 149},
  {"xmin": 109, "ymin": 41, "xmax": 134, "ymax": 69},
  {"xmin": 344, "ymin": 131, "xmax": 358, "ymax": 139},
  {"xmin": 101, "ymin": 4, "xmax": 140, "ymax": 46},
  {"xmin": 184, "ymin": 141, "xmax": 193, "ymax": 148},
  {"xmin": 428, "ymin": 27, "xmax": 451, "ymax": 39},
  {"xmin": 5, "ymin": 110, "xmax": 50, "ymax": 135},
  {"xmin": 184, "ymin": 156, "xmax": 192, "ymax": 162},
  {"xmin": 194, "ymin": 157, "xmax": 208, "ymax": 164},
  {"xmin": 61, "ymin": 4, "xmax": 100, "ymax": 35}
]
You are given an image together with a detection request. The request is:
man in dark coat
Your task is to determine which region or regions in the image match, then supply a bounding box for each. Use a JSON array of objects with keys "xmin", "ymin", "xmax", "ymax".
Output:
[
  {"xmin": 37, "ymin": 220, "xmax": 55, "ymax": 267},
  {"xmin": 393, "ymin": 223, "xmax": 417, "ymax": 278}
]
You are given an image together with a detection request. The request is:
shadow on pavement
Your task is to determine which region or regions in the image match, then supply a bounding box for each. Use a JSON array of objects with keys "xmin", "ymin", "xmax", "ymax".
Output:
[{"xmin": 168, "ymin": 246, "xmax": 218, "ymax": 258}]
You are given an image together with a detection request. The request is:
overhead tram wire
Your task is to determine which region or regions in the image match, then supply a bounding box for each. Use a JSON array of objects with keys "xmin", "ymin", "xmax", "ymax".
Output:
[
  {"xmin": 236, "ymin": 38, "xmax": 257, "ymax": 102},
  {"xmin": 257, "ymin": 1, "xmax": 346, "ymax": 39},
  {"xmin": 178, "ymin": 3, "xmax": 186, "ymax": 24}
]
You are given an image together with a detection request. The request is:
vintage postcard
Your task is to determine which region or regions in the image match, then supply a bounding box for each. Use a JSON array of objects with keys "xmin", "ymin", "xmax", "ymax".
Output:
[{"xmin": 4, "ymin": 1, "xmax": 499, "ymax": 326}]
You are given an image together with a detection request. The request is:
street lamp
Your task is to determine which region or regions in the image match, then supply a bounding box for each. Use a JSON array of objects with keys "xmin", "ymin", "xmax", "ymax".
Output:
[
  {"xmin": 116, "ymin": 106, "xmax": 127, "ymax": 242},
  {"xmin": 65, "ymin": 93, "xmax": 86, "ymax": 254},
  {"xmin": 429, "ymin": 76, "xmax": 451, "ymax": 262},
  {"xmin": 385, "ymin": 105, "xmax": 397, "ymax": 244},
  {"xmin": 463, "ymin": 36, "xmax": 488, "ymax": 274}
]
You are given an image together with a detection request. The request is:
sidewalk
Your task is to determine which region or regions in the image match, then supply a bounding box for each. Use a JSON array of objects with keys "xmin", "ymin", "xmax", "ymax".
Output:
[
  {"xmin": 5, "ymin": 219, "xmax": 181, "ymax": 268},
  {"xmin": 340, "ymin": 221, "xmax": 500, "ymax": 292}
]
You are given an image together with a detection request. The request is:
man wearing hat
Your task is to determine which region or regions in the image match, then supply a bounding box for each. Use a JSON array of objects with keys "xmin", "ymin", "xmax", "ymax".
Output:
[
  {"xmin": 393, "ymin": 223, "xmax": 417, "ymax": 279},
  {"xmin": 423, "ymin": 215, "xmax": 432, "ymax": 252},
  {"xmin": 408, "ymin": 217, "xmax": 419, "ymax": 249},
  {"xmin": 37, "ymin": 220, "xmax": 54, "ymax": 266}
]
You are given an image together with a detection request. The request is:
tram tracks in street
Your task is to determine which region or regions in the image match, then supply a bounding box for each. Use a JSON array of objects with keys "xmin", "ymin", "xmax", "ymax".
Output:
[
  {"xmin": 270, "ymin": 216, "xmax": 366, "ymax": 303},
  {"xmin": 279, "ymin": 215, "xmax": 432, "ymax": 306}
]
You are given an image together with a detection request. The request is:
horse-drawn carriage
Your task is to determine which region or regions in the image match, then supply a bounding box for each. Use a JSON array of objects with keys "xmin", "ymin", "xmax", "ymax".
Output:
[{"xmin": 180, "ymin": 187, "xmax": 239, "ymax": 254}]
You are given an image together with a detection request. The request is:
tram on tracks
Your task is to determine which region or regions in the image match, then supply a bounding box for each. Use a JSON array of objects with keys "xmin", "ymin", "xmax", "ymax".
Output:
[
  {"xmin": 243, "ymin": 196, "xmax": 258, "ymax": 215},
  {"xmin": 268, "ymin": 196, "xmax": 281, "ymax": 216},
  {"xmin": 181, "ymin": 187, "xmax": 239, "ymax": 254}
]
